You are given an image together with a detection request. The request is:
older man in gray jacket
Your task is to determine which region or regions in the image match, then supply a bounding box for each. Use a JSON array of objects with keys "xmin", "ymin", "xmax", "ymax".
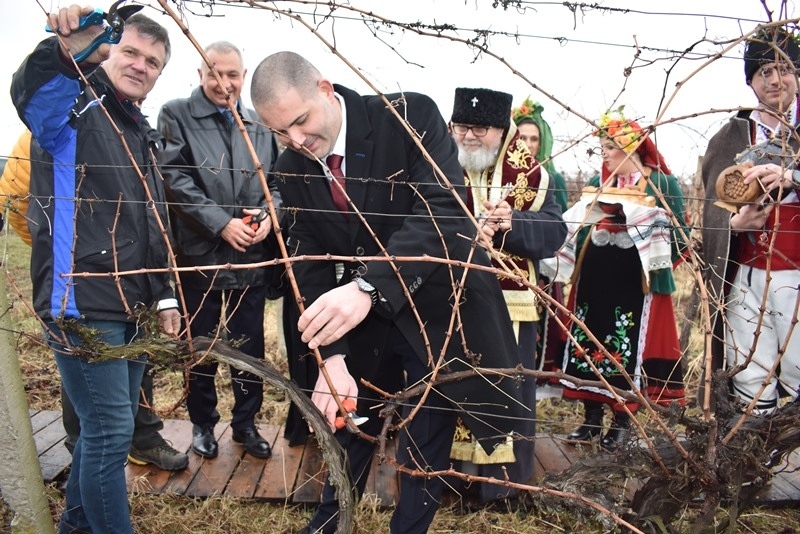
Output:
[{"xmin": 158, "ymin": 41, "xmax": 282, "ymax": 458}]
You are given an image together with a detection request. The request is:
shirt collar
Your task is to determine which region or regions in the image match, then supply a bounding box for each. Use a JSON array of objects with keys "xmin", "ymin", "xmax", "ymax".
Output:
[
  {"xmin": 216, "ymin": 102, "xmax": 239, "ymax": 114},
  {"xmin": 750, "ymin": 96, "xmax": 799, "ymax": 142},
  {"xmin": 329, "ymin": 92, "xmax": 347, "ymax": 159}
]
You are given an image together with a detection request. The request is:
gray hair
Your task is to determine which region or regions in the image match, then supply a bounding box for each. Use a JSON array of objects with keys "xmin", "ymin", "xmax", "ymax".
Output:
[
  {"xmin": 201, "ymin": 41, "xmax": 243, "ymax": 68},
  {"xmin": 251, "ymin": 51, "xmax": 322, "ymax": 108},
  {"xmin": 125, "ymin": 13, "xmax": 171, "ymax": 66}
]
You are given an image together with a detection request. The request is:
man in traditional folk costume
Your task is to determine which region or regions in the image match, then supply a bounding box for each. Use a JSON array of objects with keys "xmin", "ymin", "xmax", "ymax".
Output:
[
  {"xmin": 448, "ymin": 87, "xmax": 566, "ymax": 502},
  {"xmin": 702, "ymin": 28, "xmax": 800, "ymax": 413}
]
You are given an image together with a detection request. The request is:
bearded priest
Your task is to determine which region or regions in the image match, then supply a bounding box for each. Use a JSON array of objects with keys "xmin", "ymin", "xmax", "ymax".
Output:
[{"xmin": 448, "ymin": 87, "xmax": 566, "ymax": 504}]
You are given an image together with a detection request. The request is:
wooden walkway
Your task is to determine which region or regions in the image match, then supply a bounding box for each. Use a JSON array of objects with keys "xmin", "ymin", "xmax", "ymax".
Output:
[{"xmin": 30, "ymin": 410, "xmax": 800, "ymax": 506}]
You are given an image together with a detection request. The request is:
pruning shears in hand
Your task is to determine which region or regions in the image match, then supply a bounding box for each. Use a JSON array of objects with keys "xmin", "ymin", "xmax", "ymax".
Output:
[
  {"xmin": 242, "ymin": 208, "xmax": 268, "ymax": 231},
  {"xmin": 46, "ymin": 1, "xmax": 144, "ymax": 63},
  {"xmin": 333, "ymin": 398, "xmax": 368, "ymax": 433}
]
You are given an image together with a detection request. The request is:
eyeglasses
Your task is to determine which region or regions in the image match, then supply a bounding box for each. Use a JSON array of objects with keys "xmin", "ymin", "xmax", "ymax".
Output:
[
  {"xmin": 758, "ymin": 63, "xmax": 796, "ymax": 80},
  {"xmin": 451, "ymin": 124, "xmax": 490, "ymax": 137}
]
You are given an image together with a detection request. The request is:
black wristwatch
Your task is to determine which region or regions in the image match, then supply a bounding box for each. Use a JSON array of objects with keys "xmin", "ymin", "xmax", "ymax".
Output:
[{"xmin": 353, "ymin": 276, "xmax": 379, "ymax": 308}]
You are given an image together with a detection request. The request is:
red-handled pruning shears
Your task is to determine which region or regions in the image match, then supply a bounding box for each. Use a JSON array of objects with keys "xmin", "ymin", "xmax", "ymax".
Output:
[
  {"xmin": 334, "ymin": 398, "xmax": 369, "ymax": 433},
  {"xmin": 242, "ymin": 208, "xmax": 268, "ymax": 231},
  {"xmin": 46, "ymin": 0, "xmax": 144, "ymax": 63}
]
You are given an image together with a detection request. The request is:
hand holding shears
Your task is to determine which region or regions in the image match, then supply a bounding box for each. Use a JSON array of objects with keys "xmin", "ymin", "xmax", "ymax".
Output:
[
  {"xmin": 333, "ymin": 398, "xmax": 369, "ymax": 432},
  {"xmin": 46, "ymin": 1, "xmax": 143, "ymax": 63}
]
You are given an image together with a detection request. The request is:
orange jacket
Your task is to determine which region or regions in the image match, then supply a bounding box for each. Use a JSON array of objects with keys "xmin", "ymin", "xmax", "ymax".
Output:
[{"xmin": 0, "ymin": 130, "xmax": 32, "ymax": 246}]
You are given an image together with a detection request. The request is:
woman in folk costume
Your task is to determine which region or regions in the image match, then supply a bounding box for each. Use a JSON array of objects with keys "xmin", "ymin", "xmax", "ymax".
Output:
[
  {"xmin": 448, "ymin": 87, "xmax": 566, "ymax": 502},
  {"xmin": 513, "ymin": 99, "xmax": 569, "ymax": 399},
  {"xmin": 512, "ymin": 97, "xmax": 569, "ymax": 211},
  {"xmin": 555, "ymin": 107, "xmax": 687, "ymax": 451}
]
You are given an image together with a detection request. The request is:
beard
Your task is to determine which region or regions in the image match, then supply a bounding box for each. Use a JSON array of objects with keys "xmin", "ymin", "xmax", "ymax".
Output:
[{"xmin": 457, "ymin": 142, "xmax": 501, "ymax": 173}]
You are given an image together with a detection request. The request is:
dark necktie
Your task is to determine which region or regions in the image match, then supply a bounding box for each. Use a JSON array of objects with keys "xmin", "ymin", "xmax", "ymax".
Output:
[
  {"xmin": 326, "ymin": 154, "xmax": 348, "ymax": 212},
  {"xmin": 222, "ymin": 108, "xmax": 235, "ymax": 126}
]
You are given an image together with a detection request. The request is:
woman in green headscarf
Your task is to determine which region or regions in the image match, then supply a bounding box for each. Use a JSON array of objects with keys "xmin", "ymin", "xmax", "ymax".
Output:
[
  {"xmin": 510, "ymin": 98, "xmax": 569, "ymax": 400},
  {"xmin": 512, "ymin": 98, "xmax": 569, "ymax": 211}
]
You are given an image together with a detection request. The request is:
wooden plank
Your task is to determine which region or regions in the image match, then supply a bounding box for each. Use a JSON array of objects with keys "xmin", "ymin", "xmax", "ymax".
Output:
[
  {"xmin": 765, "ymin": 473, "xmax": 797, "ymax": 503},
  {"xmin": 162, "ymin": 423, "xmax": 229, "ymax": 495},
  {"xmin": 30, "ymin": 410, "xmax": 62, "ymax": 438},
  {"xmin": 126, "ymin": 419, "xmax": 194, "ymax": 494},
  {"xmin": 291, "ymin": 438, "xmax": 326, "ymax": 504},
  {"xmin": 186, "ymin": 425, "xmax": 241, "ymax": 497},
  {"xmin": 225, "ymin": 424, "xmax": 281, "ymax": 498},
  {"xmin": 38, "ymin": 443, "xmax": 72, "ymax": 482},
  {"xmin": 34, "ymin": 408, "xmax": 800, "ymax": 509},
  {"xmin": 559, "ymin": 442, "xmax": 582, "ymax": 465},
  {"xmin": 28, "ymin": 410, "xmax": 72, "ymax": 482},
  {"xmin": 366, "ymin": 437, "xmax": 398, "ymax": 507},
  {"xmin": 532, "ymin": 453, "xmax": 546, "ymax": 483},
  {"xmin": 34, "ymin": 416, "xmax": 70, "ymax": 456},
  {"xmin": 534, "ymin": 435, "xmax": 574, "ymax": 473},
  {"xmin": 756, "ymin": 479, "xmax": 793, "ymax": 505},
  {"xmin": 255, "ymin": 432, "xmax": 306, "ymax": 500},
  {"xmin": 772, "ymin": 452, "xmax": 800, "ymax": 495}
]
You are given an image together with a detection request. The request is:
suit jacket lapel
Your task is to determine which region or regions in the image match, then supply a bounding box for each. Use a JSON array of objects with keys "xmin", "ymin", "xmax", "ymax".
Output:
[{"xmin": 338, "ymin": 85, "xmax": 374, "ymax": 240}]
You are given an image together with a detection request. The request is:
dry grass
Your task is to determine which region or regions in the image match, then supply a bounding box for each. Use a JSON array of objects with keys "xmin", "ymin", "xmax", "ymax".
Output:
[{"xmin": 1, "ymin": 229, "xmax": 799, "ymax": 533}]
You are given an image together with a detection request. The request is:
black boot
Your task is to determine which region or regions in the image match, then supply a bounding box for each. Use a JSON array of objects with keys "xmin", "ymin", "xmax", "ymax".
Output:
[
  {"xmin": 566, "ymin": 401, "xmax": 604, "ymax": 442},
  {"xmin": 600, "ymin": 411, "xmax": 630, "ymax": 451}
]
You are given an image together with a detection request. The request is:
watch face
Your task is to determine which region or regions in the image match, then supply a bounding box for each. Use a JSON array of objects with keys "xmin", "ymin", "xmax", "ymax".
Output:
[{"xmin": 356, "ymin": 277, "xmax": 375, "ymax": 292}]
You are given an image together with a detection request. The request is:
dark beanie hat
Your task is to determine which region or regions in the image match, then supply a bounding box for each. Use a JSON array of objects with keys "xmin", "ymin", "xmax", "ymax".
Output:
[
  {"xmin": 744, "ymin": 28, "xmax": 800, "ymax": 82},
  {"xmin": 451, "ymin": 88, "xmax": 513, "ymax": 129}
]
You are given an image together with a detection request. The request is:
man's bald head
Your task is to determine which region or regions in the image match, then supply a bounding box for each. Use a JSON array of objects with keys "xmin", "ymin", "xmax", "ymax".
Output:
[{"xmin": 251, "ymin": 51, "xmax": 322, "ymax": 110}]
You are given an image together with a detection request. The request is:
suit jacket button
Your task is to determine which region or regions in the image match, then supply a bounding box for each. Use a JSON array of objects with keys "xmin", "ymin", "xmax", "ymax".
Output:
[{"xmin": 356, "ymin": 246, "xmax": 365, "ymax": 255}]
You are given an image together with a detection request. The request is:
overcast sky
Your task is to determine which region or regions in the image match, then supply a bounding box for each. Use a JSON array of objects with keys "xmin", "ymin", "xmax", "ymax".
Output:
[{"xmin": 2, "ymin": 0, "xmax": 796, "ymax": 177}]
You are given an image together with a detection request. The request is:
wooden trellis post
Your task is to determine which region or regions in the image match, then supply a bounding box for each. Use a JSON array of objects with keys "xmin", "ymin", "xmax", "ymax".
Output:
[{"xmin": 0, "ymin": 273, "xmax": 55, "ymax": 533}]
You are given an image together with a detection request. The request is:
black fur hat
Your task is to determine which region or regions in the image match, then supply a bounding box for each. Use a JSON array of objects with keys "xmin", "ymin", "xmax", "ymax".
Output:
[
  {"xmin": 744, "ymin": 28, "xmax": 800, "ymax": 82},
  {"xmin": 451, "ymin": 88, "xmax": 513, "ymax": 129}
]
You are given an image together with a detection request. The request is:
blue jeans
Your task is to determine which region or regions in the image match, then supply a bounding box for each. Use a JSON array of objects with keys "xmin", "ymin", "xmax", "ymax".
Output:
[{"xmin": 46, "ymin": 320, "xmax": 146, "ymax": 534}]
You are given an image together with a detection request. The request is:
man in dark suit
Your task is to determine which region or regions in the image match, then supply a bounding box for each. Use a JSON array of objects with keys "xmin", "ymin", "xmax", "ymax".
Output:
[{"xmin": 251, "ymin": 51, "xmax": 527, "ymax": 534}]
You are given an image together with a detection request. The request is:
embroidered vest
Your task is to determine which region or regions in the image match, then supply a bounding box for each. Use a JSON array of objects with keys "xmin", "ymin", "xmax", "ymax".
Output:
[
  {"xmin": 465, "ymin": 128, "xmax": 549, "ymax": 322},
  {"xmin": 739, "ymin": 194, "xmax": 800, "ymax": 270}
]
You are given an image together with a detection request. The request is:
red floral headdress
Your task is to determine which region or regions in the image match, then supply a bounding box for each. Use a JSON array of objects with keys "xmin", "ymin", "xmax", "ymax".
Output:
[{"xmin": 596, "ymin": 106, "xmax": 672, "ymax": 180}]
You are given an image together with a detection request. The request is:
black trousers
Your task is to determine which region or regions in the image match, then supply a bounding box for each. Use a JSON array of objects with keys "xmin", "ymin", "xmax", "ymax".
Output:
[
  {"xmin": 308, "ymin": 327, "xmax": 458, "ymax": 534},
  {"xmin": 62, "ymin": 361, "xmax": 164, "ymax": 452},
  {"xmin": 183, "ymin": 285, "xmax": 267, "ymax": 431}
]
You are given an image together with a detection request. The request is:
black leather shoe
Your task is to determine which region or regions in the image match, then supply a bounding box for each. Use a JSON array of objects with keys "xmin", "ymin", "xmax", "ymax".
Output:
[
  {"xmin": 600, "ymin": 425, "xmax": 628, "ymax": 451},
  {"xmin": 565, "ymin": 402, "xmax": 605, "ymax": 443},
  {"xmin": 232, "ymin": 426, "xmax": 272, "ymax": 459},
  {"xmin": 566, "ymin": 421, "xmax": 603, "ymax": 442},
  {"xmin": 191, "ymin": 425, "xmax": 218, "ymax": 458},
  {"xmin": 600, "ymin": 413, "xmax": 630, "ymax": 451}
]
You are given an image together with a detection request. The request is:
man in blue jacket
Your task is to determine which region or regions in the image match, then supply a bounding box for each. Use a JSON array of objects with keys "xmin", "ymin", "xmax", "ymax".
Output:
[{"xmin": 12, "ymin": 6, "xmax": 178, "ymax": 533}]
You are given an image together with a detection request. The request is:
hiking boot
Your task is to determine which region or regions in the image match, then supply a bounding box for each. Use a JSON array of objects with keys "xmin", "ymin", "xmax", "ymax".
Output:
[{"xmin": 128, "ymin": 438, "xmax": 189, "ymax": 471}]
